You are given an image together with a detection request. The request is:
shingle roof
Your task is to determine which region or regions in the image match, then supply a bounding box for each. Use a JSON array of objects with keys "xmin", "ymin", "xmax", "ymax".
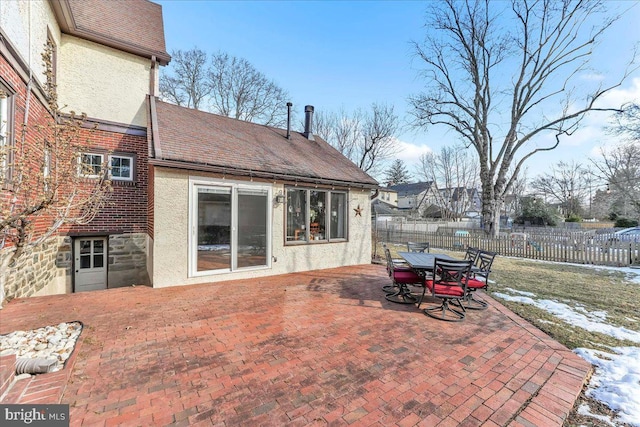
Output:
[
  {"xmin": 52, "ymin": 0, "xmax": 170, "ymax": 64},
  {"xmin": 152, "ymin": 100, "xmax": 379, "ymax": 187},
  {"xmin": 389, "ymin": 182, "xmax": 433, "ymax": 196}
]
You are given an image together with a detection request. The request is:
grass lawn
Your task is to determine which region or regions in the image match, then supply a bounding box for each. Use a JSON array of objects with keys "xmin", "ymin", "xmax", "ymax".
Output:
[{"xmin": 377, "ymin": 243, "xmax": 640, "ymax": 426}]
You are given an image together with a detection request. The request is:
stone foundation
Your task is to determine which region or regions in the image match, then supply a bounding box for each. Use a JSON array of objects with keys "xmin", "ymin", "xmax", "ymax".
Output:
[
  {"xmin": 108, "ymin": 233, "xmax": 149, "ymax": 287},
  {"xmin": 0, "ymin": 233, "xmax": 149, "ymax": 304},
  {"xmin": 0, "ymin": 236, "xmax": 71, "ymax": 303}
]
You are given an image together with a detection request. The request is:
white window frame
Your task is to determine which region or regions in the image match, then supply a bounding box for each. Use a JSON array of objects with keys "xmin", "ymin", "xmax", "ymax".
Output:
[
  {"xmin": 188, "ymin": 177, "xmax": 272, "ymax": 277},
  {"xmin": 0, "ymin": 92, "xmax": 8, "ymax": 173},
  {"xmin": 0, "ymin": 84, "xmax": 14, "ymax": 182},
  {"xmin": 78, "ymin": 153, "xmax": 104, "ymax": 179},
  {"xmin": 109, "ymin": 154, "xmax": 134, "ymax": 181}
]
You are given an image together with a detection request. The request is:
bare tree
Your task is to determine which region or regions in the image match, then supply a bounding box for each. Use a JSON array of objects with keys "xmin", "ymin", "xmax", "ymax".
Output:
[
  {"xmin": 591, "ymin": 142, "xmax": 640, "ymax": 219},
  {"xmin": 313, "ymin": 103, "xmax": 399, "ymax": 175},
  {"xmin": 609, "ymin": 102, "xmax": 640, "ymax": 140},
  {"xmin": 530, "ymin": 161, "xmax": 587, "ymax": 218},
  {"xmin": 409, "ymin": 0, "xmax": 636, "ymax": 236},
  {"xmin": 159, "ymin": 48, "xmax": 210, "ymax": 109},
  {"xmin": 207, "ymin": 52, "xmax": 290, "ymax": 127},
  {"xmin": 1, "ymin": 44, "xmax": 112, "ymax": 306},
  {"xmin": 357, "ymin": 104, "xmax": 399, "ymax": 175},
  {"xmin": 313, "ymin": 108, "xmax": 361, "ymax": 161},
  {"xmin": 416, "ymin": 145, "xmax": 479, "ymax": 220}
]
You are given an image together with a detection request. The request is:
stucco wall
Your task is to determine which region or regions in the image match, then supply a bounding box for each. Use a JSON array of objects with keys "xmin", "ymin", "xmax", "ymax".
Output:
[
  {"xmin": 57, "ymin": 35, "xmax": 150, "ymax": 127},
  {"xmin": 152, "ymin": 168, "xmax": 372, "ymax": 288},
  {"xmin": 0, "ymin": 0, "xmax": 60, "ymax": 88}
]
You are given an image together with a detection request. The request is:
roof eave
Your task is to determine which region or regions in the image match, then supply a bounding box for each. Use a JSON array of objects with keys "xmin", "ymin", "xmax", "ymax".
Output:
[
  {"xmin": 148, "ymin": 158, "xmax": 379, "ymax": 189},
  {"xmin": 50, "ymin": 0, "xmax": 171, "ymax": 65}
]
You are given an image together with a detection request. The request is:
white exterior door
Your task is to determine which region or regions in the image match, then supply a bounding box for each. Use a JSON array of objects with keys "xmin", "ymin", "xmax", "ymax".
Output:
[{"xmin": 74, "ymin": 237, "xmax": 107, "ymax": 292}]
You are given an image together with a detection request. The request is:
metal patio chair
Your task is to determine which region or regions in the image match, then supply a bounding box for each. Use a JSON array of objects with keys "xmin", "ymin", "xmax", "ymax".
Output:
[
  {"xmin": 383, "ymin": 247, "xmax": 422, "ymax": 304},
  {"xmin": 418, "ymin": 258, "xmax": 472, "ymax": 321},
  {"xmin": 407, "ymin": 242, "xmax": 430, "ymax": 253},
  {"xmin": 462, "ymin": 250, "xmax": 497, "ymax": 310}
]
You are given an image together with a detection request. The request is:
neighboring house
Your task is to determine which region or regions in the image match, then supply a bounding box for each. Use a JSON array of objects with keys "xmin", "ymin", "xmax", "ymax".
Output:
[
  {"xmin": 0, "ymin": 0, "xmax": 378, "ymax": 300},
  {"xmin": 1, "ymin": 0, "xmax": 168, "ymax": 299},
  {"xmin": 389, "ymin": 182, "xmax": 436, "ymax": 216},
  {"xmin": 148, "ymin": 100, "xmax": 377, "ymax": 288},
  {"xmin": 446, "ymin": 187, "xmax": 481, "ymax": 219},
  {"xmin": 371, "ymin": 186, "xmax": 400, "ymax": 220},
  {"xmin": 372, "ymin": 187, "xmax": 398, "ymax": 208}
]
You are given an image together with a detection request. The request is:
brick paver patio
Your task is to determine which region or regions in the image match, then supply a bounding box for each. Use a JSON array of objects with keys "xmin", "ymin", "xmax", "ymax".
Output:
[{"xmin": 0, "ymin": 264, "xmax": 591, "ymax": 426}]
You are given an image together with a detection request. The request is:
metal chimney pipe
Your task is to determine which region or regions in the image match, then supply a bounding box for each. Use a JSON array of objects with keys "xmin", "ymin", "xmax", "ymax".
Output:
[
  {"xmin": 286, "ymin": 102, "xmax": 293, "ymax": 140},
  {"xmin": 303, "ymin": 105, "xmax": 315, "ymax": 141}
]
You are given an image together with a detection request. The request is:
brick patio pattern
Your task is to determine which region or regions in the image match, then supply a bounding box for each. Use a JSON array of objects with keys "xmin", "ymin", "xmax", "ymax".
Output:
[{"xmin": 0, "ymin": 264, "xmax": 591, "ymax": 426}]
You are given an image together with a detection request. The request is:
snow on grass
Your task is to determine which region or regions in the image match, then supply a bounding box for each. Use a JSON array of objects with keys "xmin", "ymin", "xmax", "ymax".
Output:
[
  {"xmin": 574, "ymin": 347, "xmax": 640, "ymax": 427},
  {"xmin": 492, "ymin": 292, "xmax": 640, "ymax": 343},
  {"xmin": 577, "ymin": 403, "xmax": 616, "ymax": 426},
  {"xmin": 493, "ymin": 287, "xmax": 640, "ymax": 427}
]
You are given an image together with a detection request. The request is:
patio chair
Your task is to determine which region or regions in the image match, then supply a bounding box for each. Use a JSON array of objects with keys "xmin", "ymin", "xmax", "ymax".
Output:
[
  {"xmin": 463, "ymin": 250, "xmax": 497, "ymax": 310},
  {"xmin": 407, "ymin": 242, "xmax": 430, "ymax": 253},
  {"xmin": 383, "ymin": 248, "xmax": 422, "ymax": 304},
  {"xmin": 463, "ymin": 246, "xmax": 480, "ymax": 264},
  {"xmin": 381, "ymin": 244, "xmax": 409, "ymax": 293},
  {"xmin": 418, "ymin": 258, "xmax": 472, "ymax": 321}
]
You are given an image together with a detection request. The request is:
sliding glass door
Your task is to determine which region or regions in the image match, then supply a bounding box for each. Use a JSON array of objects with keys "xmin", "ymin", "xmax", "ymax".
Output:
[
  {"xmin": 191, "ymin": 180, "xmax": 271, "ymax": 275},
  {"xmin": 237, "ymin": 188, "xmax": 268, "ymax": 268},
  {"xmin": 196, "ymin": 187, "xmax": 232, "ymax": 271}
]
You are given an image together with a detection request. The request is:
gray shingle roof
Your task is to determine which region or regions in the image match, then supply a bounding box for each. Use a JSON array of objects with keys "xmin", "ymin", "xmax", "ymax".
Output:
[
  {"xmin": 152, "ymin": 100, "xmax": 379, "ymax": 187},
  {"xmin": 389, "ymin": 182, "xmax": 433, "ymax": 197}
]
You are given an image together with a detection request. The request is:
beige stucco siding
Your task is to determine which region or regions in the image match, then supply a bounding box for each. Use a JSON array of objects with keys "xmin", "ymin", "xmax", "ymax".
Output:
[
  {"xmin": 0, "ymin": 0, "xmax": 61, "ymax": 88},
  {"xmin": 57, "ymin": 35, "xmax": 150, "ymax": 126},
  {"xmin": 152, "ymin": 168, "xmax": 372, "ymax": 288}
]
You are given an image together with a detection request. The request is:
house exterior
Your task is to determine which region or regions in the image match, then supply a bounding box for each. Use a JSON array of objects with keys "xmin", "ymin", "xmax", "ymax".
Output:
[
  {"xmin": 1, "ymin": 0, "xmax": 168, "ymax": 299},
  {"xmin": 148, "ymin": 100, "xmax": 377, "ymax": 288},
  {"xmin": 445, "ymin": 187, "xmax": 482, "ymax": 218},
  {"xmin": 389, "ymin": 182, "xmax": 436, "ymax": 217},
  {"xmin": 372, "ymin": 187, "xmax": 398, "ymax": 208},
  {"xmin": 1, "ymin": 0, "xmax": 378, "ymax": 300}
]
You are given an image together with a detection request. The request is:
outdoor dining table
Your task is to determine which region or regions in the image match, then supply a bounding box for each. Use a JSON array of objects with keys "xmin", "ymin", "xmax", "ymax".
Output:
[
  {"xmin": 400, "ymin": 251, "xmax": 482, "ymax": 276},
  {"xmin": 397, "ymin": 252, "xmax": 456, "ymax": 274},
  {"xmin": 384, "ymin": 252, "xmax": 458, "ymax": 304}
]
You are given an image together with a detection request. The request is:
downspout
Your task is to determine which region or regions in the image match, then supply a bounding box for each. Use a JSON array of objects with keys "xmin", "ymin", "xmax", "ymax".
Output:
[{"xmin": 149, "ymin": 55, "xmax": 158, "ymax": 97}]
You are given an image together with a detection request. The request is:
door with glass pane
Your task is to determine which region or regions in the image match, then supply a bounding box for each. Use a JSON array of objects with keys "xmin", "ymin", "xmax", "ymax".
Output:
[
  {"xmin": 237, "ymin": 188, "xmax": 268, "ymax": 268},
  {"xmin": 197, "ymin": 187, "xmax": 232, "ymax": 271},
  {"xmin": 74, "ymin": 237, "xmax": 107, "ymax": 292},
  {"xmin": 194, "ymin": 184, "xmax": 270, "ymax": 274}
]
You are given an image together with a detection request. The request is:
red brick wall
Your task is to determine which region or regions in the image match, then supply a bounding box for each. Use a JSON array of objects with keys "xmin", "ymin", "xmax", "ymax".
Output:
[
  {"xmin": 64, "ymin": 128, "xmax": 148, "ymax": 235},
  {"xmin": 1, "ymin": 55, "xmax": 55, "ymax": 245},
  {"xmin": 1, "ymin": 54, "xmax": 148, "ymax": 242}
]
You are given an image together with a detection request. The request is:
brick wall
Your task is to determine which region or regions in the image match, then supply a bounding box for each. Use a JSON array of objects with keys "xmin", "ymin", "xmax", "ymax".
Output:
[
  {"xmin": 63, "ymin": 127, "xmax": 149, "ymax": 235},
  {"xmin": 1, "ymin": 48, "xmax": 149, "ymax": 301}
]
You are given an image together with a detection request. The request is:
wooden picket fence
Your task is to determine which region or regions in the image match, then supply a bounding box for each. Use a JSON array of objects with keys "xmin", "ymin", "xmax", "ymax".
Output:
[{"xmin": 373, "ymin": 226, "xmax": 640, "ymax": 267}]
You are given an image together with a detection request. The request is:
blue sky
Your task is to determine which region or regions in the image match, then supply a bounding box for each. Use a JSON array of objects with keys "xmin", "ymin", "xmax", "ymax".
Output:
[{"xmin": 157, "ymin": 0, "xmax": 640, "ymax": 181}]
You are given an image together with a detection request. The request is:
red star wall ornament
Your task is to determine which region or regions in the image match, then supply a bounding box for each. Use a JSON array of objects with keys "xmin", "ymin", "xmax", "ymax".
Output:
[{"xmin": 354, "ymin": 204, "xmax": 363, "ymax": 217}]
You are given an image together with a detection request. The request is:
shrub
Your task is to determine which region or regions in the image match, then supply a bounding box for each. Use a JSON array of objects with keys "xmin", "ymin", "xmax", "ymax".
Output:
[
  {"xmin": 614, "ymin": 218, "xmax": 639, "ymax": 228},
  {"xmin": 565, "ymin": 214, "xmax": 582, "ymax": 223}
]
